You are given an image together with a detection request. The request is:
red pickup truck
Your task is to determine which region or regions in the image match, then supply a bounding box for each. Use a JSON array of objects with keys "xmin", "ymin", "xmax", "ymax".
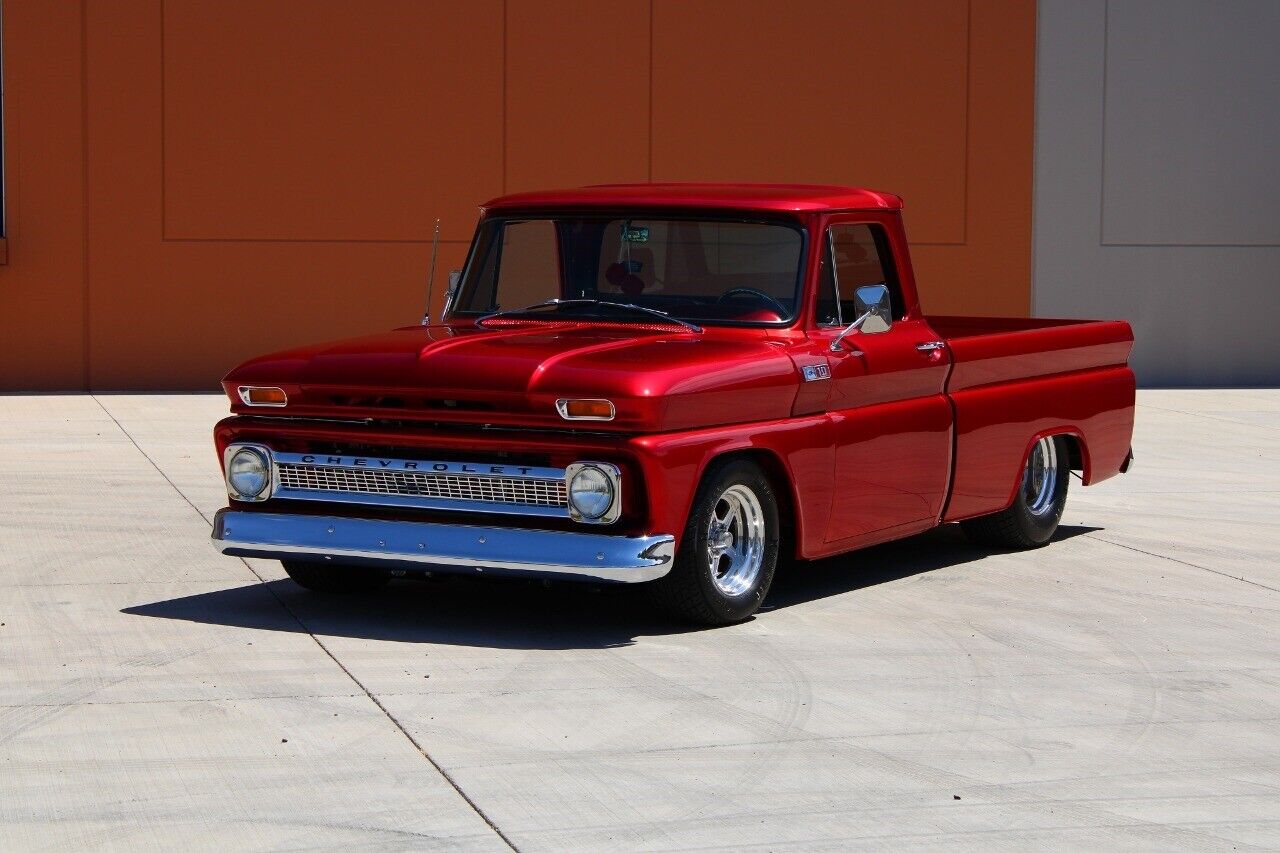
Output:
[{"xmin": 212, "ymin": 184, "xmax": 1135, "ymax": 625}]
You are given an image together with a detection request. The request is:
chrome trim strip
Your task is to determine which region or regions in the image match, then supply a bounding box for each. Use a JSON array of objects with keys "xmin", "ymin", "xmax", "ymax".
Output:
[
  {"xmin": 272, "ymin": 489, "xmax": 568, "ymax": 518},
  {"xmin": 212, "ymin": 510, "xmax": 675, "ymax": 583}
]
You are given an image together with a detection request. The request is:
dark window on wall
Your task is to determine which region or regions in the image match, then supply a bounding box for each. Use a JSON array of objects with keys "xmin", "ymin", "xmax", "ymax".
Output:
[{"xmin": 816, "ymin": 223, "xmax": 904, "ymax": 325}]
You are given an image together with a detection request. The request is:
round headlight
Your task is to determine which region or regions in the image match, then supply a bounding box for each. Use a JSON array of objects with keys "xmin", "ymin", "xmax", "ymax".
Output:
[
  {"xmin": 227, "ymin": 448, "xmax": 270, "ymax": 500},
  {"xmin": 568, "ymin": 466, "xmax": 614, "ymax": 520}
]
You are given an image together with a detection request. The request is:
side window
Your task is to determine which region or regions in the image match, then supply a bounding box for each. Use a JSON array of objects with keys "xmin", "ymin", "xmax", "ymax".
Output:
[{"xmin": 816, "ymin": 223, "xmax": 904, "ymax": 325}]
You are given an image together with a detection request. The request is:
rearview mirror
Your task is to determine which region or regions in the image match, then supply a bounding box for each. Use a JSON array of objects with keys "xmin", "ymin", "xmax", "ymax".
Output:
[
  {"xmin": 444, "ymin": 270, "xmax": 463, "ymax": 314},
  {"xmin": 829, "ymin": 284, "xmax": 893, "ymax": 351},
  {"xmin": 853, "ymin": 284, "xmax": 892, "ymax": 334}
]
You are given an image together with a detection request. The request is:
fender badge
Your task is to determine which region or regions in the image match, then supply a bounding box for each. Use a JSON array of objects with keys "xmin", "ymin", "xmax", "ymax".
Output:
[{"xmin": 801, "ymin": 364, "xmax": 831, "ymax": 382}]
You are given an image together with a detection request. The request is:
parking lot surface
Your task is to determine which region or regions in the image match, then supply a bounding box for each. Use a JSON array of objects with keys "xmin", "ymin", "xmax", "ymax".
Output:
[{"xmin": 2, "ymin": 390, "xmax": 1278, "ymax": 850}]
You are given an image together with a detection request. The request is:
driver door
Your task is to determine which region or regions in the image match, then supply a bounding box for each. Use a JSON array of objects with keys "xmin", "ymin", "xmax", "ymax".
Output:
[{"xmin": 812, "ymin": 219, "xmax": 952, "ymax": 545}]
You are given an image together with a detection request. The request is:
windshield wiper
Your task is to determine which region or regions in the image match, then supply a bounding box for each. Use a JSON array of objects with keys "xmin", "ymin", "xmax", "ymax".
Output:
[
  {"xmin": 585, "ymin": 300, "xmax": 704, "ymax": 332},
  {"xmin": 475, "ymin": 298, "xmax": 571, "ymax": 325},
  {"xmin": 477, "ymin": 298, "xmax": 702, "ymax": 333}
]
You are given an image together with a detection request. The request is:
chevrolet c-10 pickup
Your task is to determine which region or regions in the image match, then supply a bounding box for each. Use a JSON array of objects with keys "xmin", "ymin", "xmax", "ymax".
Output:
[{"xmin": 211, "ymin": 184, "xmax": 1135, "ymax": 625}]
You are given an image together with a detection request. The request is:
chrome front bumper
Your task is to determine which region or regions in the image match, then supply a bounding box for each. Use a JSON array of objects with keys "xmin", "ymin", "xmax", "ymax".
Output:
[{"xmin": 211, "ymin": 510, "xmax": 676, "ymax": 583}]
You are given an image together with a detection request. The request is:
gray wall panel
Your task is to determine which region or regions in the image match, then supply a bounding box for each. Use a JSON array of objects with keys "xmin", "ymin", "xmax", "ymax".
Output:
[
  {"xmin": 1034, "ymin": 0, "xmax": 1280, "ymax": 386},
  {"xmin": 1102, "ymin": 0, "xmax": 1280, "ymax": 246}
]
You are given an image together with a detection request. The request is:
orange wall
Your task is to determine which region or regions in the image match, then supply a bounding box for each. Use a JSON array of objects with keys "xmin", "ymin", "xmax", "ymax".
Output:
[{"xmin": 0, "ymin": 0, "xmax": 1035, "ymax": 391}]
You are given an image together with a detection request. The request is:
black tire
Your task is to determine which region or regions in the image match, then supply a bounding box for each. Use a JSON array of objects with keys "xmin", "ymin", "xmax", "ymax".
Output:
[
  {"xmin": 961, "ymin": 435, "xmax": 1071, "ymax": 549},
  {"xmin": 648, "ymin": 458, "xmax": 781, "ymax": 626},
  {"xmin": 281, "ymin": 560, "xmax": 391, "ymax": 594}
]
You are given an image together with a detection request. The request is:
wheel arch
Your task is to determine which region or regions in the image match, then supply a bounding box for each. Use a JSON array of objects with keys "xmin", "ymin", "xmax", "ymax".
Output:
[
  {"xmin": 998, "ymin": 428, "xmax": 1090, "ymax": 514},
  {"xmin": 1058, "ymin": 431, "xmax": 1089, "ymax": 477},
  {"xmin": 696, "ymin": 447, "xmax": 802, "ymax": 563},
  {"xmin": 627, "ymin": 416, "xmax": 832, "ymax": 560}
]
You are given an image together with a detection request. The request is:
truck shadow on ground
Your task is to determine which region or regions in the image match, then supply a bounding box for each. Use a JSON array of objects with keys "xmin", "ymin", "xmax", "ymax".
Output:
[{"xmin": 124, "ymin": 524, "xmax": 1099, "ymax": 650}]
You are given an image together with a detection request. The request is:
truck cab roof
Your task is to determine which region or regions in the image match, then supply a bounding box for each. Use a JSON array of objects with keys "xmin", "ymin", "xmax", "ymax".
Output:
[{"xmin": 483, "ymin": 183, "xmax": 904, "ymax": 214}]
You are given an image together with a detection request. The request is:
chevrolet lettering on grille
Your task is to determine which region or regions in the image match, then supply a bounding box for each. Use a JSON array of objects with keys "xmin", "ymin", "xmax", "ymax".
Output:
[{"xmin": 297, "ymin": 455, "xmax": 540, "ymax": 477}]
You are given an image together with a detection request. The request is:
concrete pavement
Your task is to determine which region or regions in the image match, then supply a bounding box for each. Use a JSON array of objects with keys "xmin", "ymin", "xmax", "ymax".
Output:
[{"xmin": 2, "ymin": 391, "xmax": 1278, "ymax": 849}]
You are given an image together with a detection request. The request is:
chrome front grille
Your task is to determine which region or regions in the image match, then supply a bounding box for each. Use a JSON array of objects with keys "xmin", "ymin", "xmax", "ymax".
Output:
[
  {"xmin": 276, "ymin": 463, "xmax": 567, "ymax": 507},
  {"xmin": 265, "ymin": 451, "xmax": 570, "ymax": 518}
]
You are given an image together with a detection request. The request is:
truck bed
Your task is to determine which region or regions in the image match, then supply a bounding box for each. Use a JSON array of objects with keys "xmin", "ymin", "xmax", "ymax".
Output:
[
  {"xmin": 926, "ymin": 315, "xmax": 1136, "ymax": 523},
  {"xmin": 927, "ymin": 315, "xmax": 1135, "ymax": 392}
]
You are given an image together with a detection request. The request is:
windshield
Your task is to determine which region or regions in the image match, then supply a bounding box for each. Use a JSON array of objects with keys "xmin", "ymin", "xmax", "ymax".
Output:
[{"xmin": 451, "ymin": 215, "xmax": 805, "ymax": 325}]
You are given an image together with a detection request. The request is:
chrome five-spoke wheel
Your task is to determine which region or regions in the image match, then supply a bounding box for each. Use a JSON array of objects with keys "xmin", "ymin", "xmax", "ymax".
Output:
[
  {"xmin": 650, "ymin": 458, "xmax": 781, "ymax": 625},
  {"xmin": 1023, "ymin": 436, "xmax": 1060, "ymax": 517},
  {"xmin": 961, "ymin": 434, "xmax": 1071, "ymax": 549},
  {"xmin": 706, "ymin": 484, "xmax": 767, "ymax": 596}
]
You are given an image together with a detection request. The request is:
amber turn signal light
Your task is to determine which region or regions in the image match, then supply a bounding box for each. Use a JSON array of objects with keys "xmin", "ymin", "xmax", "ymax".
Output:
[
  {"xmin": 237, "ymin": 386, "xmax": 288, "ymax": 407},
  {"xmin": 556, "ymin": 399, "xmax": 616, "ymax": 421}
]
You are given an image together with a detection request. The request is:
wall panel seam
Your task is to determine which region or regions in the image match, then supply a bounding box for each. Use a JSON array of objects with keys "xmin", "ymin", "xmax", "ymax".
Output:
[
  {"xmin": 160, "ymin": 238, "xmax": 473, "ymax": 245},
  {"xmin": 80, "ymin": 0, "xmax": 91, "ymax": 391},
  {"xmin": 1100, "ymin": 242, "xmax": 1280, "ymax": 249},
  {"xmin": 647, "ymin": 0, "xmax": 653, "ymax": 183},
  {"xmin": 501, "ymin": 0, "xmax": 507, "ymax": 195},
  {"xmin": 1030, "ymin": 0, "xmax": 1042, "ymax": 314},
  {"xmin": 962, "ymin": 0, "xmax": 971, "ymax": 246},
  {"xmin": 160, "ymin": 0, "xmax": 166, "ymax": 242},
  {"xmin": 1098, "ymin": 0, "xmax": 1109, "ymax": 247}
]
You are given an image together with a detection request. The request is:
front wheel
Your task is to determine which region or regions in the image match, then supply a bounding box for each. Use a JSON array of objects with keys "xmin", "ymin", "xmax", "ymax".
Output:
[
  {"xmin": 648, "ymin": 458, "xmax": 780, "ymax": 626},
  {"xmin": 961, "ymin": 435, "xmax": 1070, "ymax": 549}
]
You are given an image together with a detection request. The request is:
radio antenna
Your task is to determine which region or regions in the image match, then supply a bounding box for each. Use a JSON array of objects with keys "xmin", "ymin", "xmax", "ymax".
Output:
[{"xmin": 422, "ymin": 218, "xmax": 441, "ymax": 325}]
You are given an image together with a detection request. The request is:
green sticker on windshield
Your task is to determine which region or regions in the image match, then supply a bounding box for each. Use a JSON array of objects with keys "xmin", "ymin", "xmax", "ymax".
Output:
[{"xmin": 622, "ymin": 225, "xmax": 649, "ymax": 243}]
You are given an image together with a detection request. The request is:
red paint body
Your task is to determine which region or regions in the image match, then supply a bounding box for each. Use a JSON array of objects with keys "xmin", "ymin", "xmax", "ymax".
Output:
[{"xmin": 217, "ymin": 185, "xmax": 1135, "ymax": 560}]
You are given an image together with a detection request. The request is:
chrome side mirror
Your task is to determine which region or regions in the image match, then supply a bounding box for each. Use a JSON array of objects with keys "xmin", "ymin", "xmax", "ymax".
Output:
[
  {"xmin": 443, "ymin": 270, "xmax": 463, "ymax": 315},
  {"xmin": 829, "ymin": 283, "xmax": 893, "ymax": 351},
  {"xmin": 854, "ymin": 284, "xmax": 892, "ymax": 333}
]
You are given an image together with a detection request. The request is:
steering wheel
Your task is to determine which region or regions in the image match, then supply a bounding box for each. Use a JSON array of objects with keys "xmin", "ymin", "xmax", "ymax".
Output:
[{"xmin": 717, "ymin": 287, "xmax": 788, "ymax": 317}]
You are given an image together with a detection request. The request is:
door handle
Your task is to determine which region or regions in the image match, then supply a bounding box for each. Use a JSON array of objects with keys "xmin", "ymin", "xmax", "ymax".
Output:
[{"xmin": 915, "ymin": 341, "xmax": 946, "ymax": 352}]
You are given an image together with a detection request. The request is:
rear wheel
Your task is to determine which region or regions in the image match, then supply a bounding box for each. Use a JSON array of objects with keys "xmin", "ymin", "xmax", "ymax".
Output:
[
  {"xmin": 648, "ymin": 458, "xmax": 780, "ymax": 626},
  {"xmin": 282, "ymin": 560, "xmax": 390, "ymax": 594},
  {"xmin": 961, "ymin": 435, "xmax": 1070, "ymax": 549}
]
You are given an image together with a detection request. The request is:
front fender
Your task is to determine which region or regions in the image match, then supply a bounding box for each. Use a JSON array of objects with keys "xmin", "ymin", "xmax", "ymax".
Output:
[{"xmin": 628, "ymin": 415, "xmax": 835, "ymax": 560}]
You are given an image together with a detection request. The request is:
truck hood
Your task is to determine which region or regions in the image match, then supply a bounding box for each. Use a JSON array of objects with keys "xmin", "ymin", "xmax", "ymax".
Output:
[{"xmin": 223, "ymin": 322, "xmax": 801, "ymax": 432}]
